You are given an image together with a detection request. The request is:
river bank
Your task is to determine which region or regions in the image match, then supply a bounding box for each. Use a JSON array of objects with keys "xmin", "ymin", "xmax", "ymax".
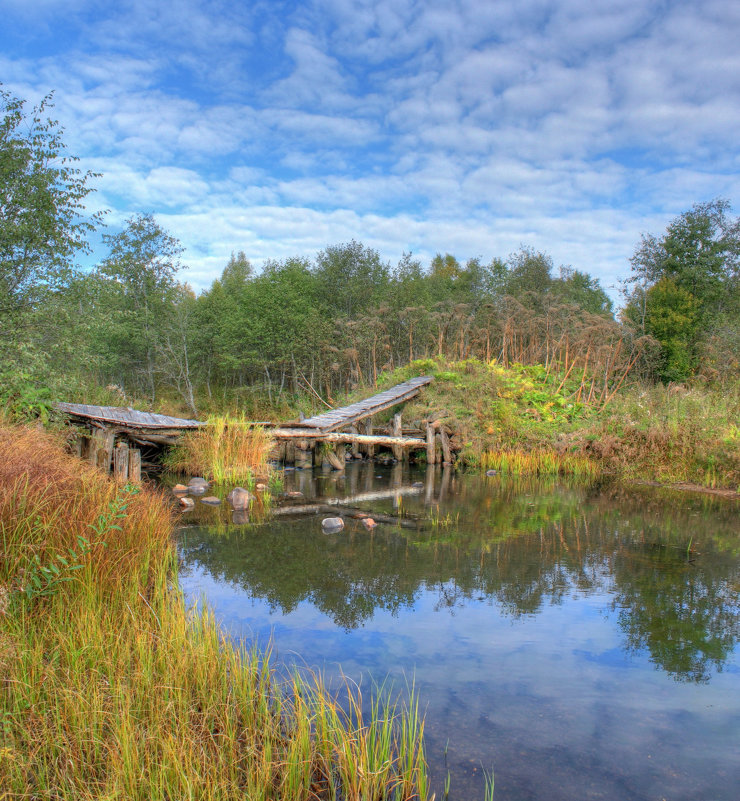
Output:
[{"xmin": 0, "ymin": 423, "xmax": 430, "ymax": 800}]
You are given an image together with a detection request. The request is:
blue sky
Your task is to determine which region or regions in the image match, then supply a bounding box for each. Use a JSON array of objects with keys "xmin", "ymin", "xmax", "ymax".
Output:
[{"xmin": 2, "ymin": 0, "xmax": 738, "ymax": 301}]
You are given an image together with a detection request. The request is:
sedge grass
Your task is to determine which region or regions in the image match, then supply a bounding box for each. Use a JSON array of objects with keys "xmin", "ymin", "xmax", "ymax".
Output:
[
  {"xmin": 166, "ymin": 414, "xmax": 273, "ymax": 485},
  {"xmin": 481, "ymin": 448, "xmax": 599, "ymax": 478},
  {"xmin": 0, "ymin": 423, "xmax": 431, "ymax": 800}
]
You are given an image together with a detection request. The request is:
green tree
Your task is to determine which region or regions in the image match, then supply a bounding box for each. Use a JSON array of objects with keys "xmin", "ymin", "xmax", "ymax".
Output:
[
  {"xmin": 0, "ymin": 87, "xmax": 102, "ymax": 323},
  {"xmin": 624, "ymin": 199, "xmax": 740, "ymax": 382},
  {"xmin": 96, "ymin": 214, "xmax": 184, "ymax": 402}
]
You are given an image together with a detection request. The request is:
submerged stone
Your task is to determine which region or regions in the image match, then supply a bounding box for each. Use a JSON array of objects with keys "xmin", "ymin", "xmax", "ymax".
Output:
[
  {"xmin": 200, "ymin": 496, "xmax": 222, "ymax": 505},
  {"xmin": 188, "ymin": 477, "xmax": 209, "ymax": 489}
]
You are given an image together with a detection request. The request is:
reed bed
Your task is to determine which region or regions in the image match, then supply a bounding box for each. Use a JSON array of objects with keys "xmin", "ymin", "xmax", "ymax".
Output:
[
  {"xmin": 166, "ymin": 415, "xmax": 273, "ymax": 485},
  {"xmin": 480, "ymin": 447, "xmax": 599, "ymax": 478},
  {"xmin": 0, "ymin": 424, "xmax": 430, "ymax": 800}
]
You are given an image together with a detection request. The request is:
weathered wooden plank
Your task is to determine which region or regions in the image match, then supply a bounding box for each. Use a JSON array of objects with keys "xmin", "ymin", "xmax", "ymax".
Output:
[
  {"xmin": 56, "ymin": 402, "xmax": 204, "ymax": 430},
  {"xmin": 294, "ymin": 376, "xmax": 433, "ymax": 433}
]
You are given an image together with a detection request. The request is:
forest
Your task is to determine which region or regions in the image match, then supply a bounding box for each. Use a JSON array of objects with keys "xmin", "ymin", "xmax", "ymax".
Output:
[{"xmin": 2, "ymin": 87, "xmax": 739, "ymax": 425}]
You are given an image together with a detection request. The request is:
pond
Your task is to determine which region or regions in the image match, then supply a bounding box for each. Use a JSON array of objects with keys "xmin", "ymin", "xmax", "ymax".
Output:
[{"xmin": 176, "ymin": 463, "xmax": 740, "ymax": 801}]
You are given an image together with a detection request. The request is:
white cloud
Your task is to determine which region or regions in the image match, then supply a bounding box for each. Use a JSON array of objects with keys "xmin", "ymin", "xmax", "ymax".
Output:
[{"xmin": 1, "ymin": 0, "xmax": 737, "ymax": 308}]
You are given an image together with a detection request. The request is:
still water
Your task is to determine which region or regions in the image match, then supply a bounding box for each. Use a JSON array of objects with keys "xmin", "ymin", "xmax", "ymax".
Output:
[{"xmin": 177, "ymin": 464, "xmax": 740, "ymax": 801}]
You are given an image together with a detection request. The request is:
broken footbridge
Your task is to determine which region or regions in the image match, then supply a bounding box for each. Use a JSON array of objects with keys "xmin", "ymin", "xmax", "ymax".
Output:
[{"xmin": 57, "ymin": 375, "xmax": 454, "ymax": 478}]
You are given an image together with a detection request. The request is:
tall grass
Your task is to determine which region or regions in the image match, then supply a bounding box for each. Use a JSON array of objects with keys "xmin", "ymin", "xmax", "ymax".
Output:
[
  {"xmin": 0, "ymin": 424, "xmax": 430, "ymax": 800},
  {"xmin": 166, "ymin": 415, "xmax": 273, "ymax": 485},
  {"xmin": 481, "ymin": 447, "xmax": 599, "ymax": 478}
]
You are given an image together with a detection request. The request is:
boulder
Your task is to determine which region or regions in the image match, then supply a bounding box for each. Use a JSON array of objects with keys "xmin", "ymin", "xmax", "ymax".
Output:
[
  {"xmin": 179, "ymin": 496, "xmax": 195, "ymax": 508},
  {"xmin": 172, "ymin": 484, "xmax": 188, "ymax": 493},
  {"xmin": 321, "ymin": 516, "xmax": 345, "ymax": 533},
  {"xmin": 200, "ymin": 496, "xmax": 221, "ymax": 505},
  {"xmin": 227, "ymin": 487, "xmax": 254, "ymax": 510},
  {"xmin": 361, "ymin": 518, "xmax": 378, "ymax": 530}
]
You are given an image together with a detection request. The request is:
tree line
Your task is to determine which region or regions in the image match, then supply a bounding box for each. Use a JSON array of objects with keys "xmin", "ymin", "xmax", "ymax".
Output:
[{"xmin": 2, "ymin": 87, "xmax": 738, "ymax": 418}]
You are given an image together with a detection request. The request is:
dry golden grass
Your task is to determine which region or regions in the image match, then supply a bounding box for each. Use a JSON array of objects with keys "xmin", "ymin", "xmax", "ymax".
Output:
[
  {"xmin": 166, "ymin": 415, "xmax": 273, "ymax": 485},
  {"xmin": 0, "ymin": 423, "xmax": 430, "ymax": 800}
]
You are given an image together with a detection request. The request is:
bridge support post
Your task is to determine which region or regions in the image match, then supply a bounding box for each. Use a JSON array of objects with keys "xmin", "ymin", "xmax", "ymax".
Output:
[
  {"xmin": 363, "ymin": 418, "xmax": 374, "ymax": 459},
  {"xmin": 128, "ymin": 448, "xmax": 142, "ymax": 483},
  {"xmin": 426, "ymin": 422, "xmax": 436, "ymax": 465},
  {"xmin": 392, "ymin": 413, "xmax": 402, "ymax": 461},
  {"xmin": 113, "ymin": 442, "xmax": 130, "ymax": 483}
]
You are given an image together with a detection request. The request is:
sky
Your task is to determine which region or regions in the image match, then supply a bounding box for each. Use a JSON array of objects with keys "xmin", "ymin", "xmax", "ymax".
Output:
[{"xmin": 1, "ymin": 0, "xmax": 739, "ymax": 301}]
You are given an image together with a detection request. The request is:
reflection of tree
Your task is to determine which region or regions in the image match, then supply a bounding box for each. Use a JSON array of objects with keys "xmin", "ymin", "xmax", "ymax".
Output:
[
  {"xmin": 611, "ymin": 546, "xmax": 740, "ymax": 682},
  {"xmin": 178, "ymin": 477, "xmax": 740, "ymax": 680}
]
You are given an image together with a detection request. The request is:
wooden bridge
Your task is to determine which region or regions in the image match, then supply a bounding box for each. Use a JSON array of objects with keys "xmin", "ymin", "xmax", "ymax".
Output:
[
  {"xmin": 271, "ymin": 375, "xmax": 454, "ymax": 469},
  {"xmin": 56, "ymin": 375, "xmax": 451, "ymax": 478}
]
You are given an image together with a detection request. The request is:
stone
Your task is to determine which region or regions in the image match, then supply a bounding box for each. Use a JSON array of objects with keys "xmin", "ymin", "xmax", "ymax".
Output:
[
  {"xmin": 200, "ymin": 496, "xmax": 222, "ymax": 505},
  {"xmin": 361, "ymin": 518, "xmax": 378, "ymax": 529},
  {"xmin": 321, "ymin": 516, "xmax": 345, "ymax": 533},
  {"xmin": 287, "ymin": 490, "xmax": 304, "ymax": 499},
  {"xmin": 188, "ymin": 477, "xmax": 209, "ymax": 489},
  {"xmin": 179, "ymin": 496, "xmax": 195, "ymax": 508},
  {"xmin": 255, "ymin": 483, "xmax": 267, "ymax": 491},
  {"xmin": 172, "ymin": 484, "xmax": 188, "ymax": 493},
  {"xmin": 486, "ymin": 469, "xmax": 498, "ymax": 476},
  {"xmin": 227, "ymin": 487, "xmax": 254, "ymax": 510}
]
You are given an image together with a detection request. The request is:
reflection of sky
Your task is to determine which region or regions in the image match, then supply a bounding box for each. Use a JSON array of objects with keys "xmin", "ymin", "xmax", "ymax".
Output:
[{"xmin": 180, "ymin": 560, "xmax": 740, "ymax": 801}]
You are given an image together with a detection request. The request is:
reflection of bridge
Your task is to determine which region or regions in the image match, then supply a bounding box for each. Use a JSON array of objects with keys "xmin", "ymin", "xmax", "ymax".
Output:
[{"xmin": 270, "ymin": 376, "xmax": 454, "ymax": 468}]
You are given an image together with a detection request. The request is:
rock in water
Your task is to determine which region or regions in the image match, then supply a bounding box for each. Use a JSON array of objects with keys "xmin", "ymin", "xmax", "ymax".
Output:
[
  {"xmin": 188, "ymin": 477, "xmax": 209, "ymax": 489},
  {"xmin": 485, "ymin": 469, "xmax": 498, "ymax": 476},
  {"xmin": 172, "ymin": 484, "xmax": 188, "ymax": 493},
  {"xmin": 179, "ymin": 496, "xmax": 195, "ymax": 508},
  {"xmin": 321, "ymin": 516, "xmax": 345, "ymax": 533},
  {"xmin": 227, "ymin": 487, "xmax": 254, "ymax": 510},
  {"xmin": 361, "ymin": 518, "xmax": 378, "ymax": 529},
  {"xmin": 200, "ymin": 496, "xmax": 222, "ymax": 505}
]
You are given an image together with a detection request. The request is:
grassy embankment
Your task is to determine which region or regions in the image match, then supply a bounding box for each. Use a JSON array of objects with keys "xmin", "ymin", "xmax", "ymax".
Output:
[
  {"xmin": 0, "ymin": 424, "xmax": 430, "ymax": 800},
  {"xmin": 371, "ymin": 358, "xmax": 740, "ymax": 492}
]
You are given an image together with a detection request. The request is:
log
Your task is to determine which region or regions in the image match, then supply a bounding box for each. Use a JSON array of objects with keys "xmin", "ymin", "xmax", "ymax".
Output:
[{"xmin": 272, "ymin": 430, "xmax": 425, "ymax": 447}]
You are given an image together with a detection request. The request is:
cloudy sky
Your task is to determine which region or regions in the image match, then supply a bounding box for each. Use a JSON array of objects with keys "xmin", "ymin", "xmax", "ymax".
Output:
[{"xmin": 2, "ymin": 0, "xmax": 738, "ymax": 300}]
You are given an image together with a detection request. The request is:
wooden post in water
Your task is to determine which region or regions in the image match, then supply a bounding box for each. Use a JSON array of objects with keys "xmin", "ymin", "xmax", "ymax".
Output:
[
  {"xmin": 363, "ymin": 418, "xmax": 374, "ymax": 459},
  {"xmin": 349, "ymin": 425, "xmax": 361, "ymax": 459},
  {"xmin": 392, "ymin": 413, "xmax": 402, "ymax": 461},
  {"xmin": 326, "ymin": 445, "xmax": 345, "ymax": 471},
  {"xmin": 438, "ymin": 427, "xmax": 453, "ymax": 465},
  {"xmin": 113, "ymin": 442, "xmax": 129, "ymax": 483},
  {"xmin": 425, "ymin": 421, "xmax": 436, "ymax": 465},
  {"xmin": 295, "ymin": 439, "xmax": 312, "ymax": 469}
]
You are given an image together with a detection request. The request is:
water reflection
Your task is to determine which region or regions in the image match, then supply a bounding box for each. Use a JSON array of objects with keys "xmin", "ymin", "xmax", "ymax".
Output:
[
  {"xmin": 177, "ymin": 465, "xmax": 740, "ymax": 800},
  {"xmin": 179, "ymin": 466, "xmax": 740, "ymax": 682}
]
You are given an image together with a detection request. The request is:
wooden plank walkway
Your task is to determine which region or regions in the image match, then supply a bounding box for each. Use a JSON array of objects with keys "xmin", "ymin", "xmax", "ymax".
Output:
[
  {"xmin": 55, "ymin": 403, "xmax": 204, "ymax": 430},
  {"xmin": 289, "ymin": 376, "xmax": 433, "ymax": 433}
]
